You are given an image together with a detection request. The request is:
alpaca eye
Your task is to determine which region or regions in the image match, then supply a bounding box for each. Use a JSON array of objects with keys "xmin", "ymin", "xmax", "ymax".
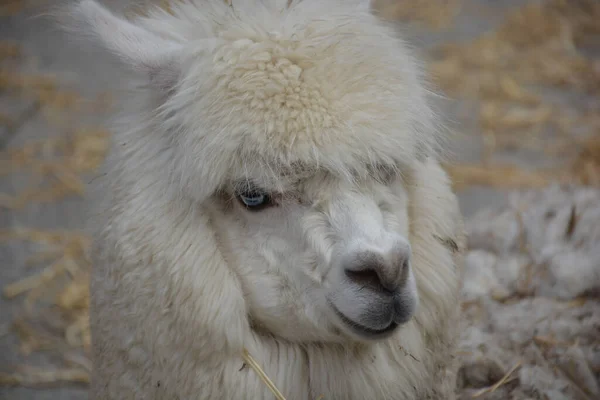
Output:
[{"xmin": 237, "ymin": 190, "xmax": 272, "ymax": 210}]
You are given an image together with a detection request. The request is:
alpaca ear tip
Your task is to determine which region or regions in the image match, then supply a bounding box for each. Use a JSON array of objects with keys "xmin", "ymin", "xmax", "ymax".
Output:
[{"xmin": 60, "ymin": 0, "xmax": 182, "ymax": 91}]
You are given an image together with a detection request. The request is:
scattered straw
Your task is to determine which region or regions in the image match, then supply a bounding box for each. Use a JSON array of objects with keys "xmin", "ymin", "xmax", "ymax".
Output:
[
  {"xmin": 1, "ymin": 228, "xmax": 92, "ymax": 360},
  {"xmin": 1, "ymin": 40, "xmax": 112, "ymax": 208},
  {"xmin": 372, "ymin": 0, "xmax": 463, "ymax": 28},
  {"xmin": 431, "ymin": 0, "xmax": 600, "ymax": 188},
  {"xmin": 0, "ymin": 27, "xmax": 102, "ymax": 391},
  {"xmin": 446, "ymin": 164, "xmax": 554, "ymax": 191},
  {"xmin": 0, "ymin": 128, "xmax": 111, "ymax": 208}
]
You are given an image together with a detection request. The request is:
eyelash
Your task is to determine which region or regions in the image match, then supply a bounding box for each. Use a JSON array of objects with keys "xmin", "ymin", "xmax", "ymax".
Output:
[{"xmin": 236, "ymin": 188, "xmax": 274, "ymax": 211}]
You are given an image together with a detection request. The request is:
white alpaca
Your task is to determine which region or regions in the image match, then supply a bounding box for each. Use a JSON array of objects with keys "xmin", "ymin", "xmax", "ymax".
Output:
[{"xmin": 64, "ymin": 0, "xmax": 465, "ymax": 398}]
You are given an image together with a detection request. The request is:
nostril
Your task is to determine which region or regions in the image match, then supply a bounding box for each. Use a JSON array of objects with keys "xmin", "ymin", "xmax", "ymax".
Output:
[
  {"xmin": 344, "ymin": 268, "xmax": 392, "ymax": 293},
  {"xmin": 345, "ymin": 268, "xmax": 379, "ymax": 285}
]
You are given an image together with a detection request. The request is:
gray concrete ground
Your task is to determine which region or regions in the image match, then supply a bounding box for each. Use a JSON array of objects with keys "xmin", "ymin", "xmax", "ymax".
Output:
[{"xmin": 0, "ymin": 1, "xmax": 558, "ymax": 399}]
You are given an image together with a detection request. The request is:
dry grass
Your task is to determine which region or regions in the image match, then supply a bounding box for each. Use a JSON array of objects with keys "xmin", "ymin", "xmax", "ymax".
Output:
[
  {"xmin": 372, "ymin": 0, "xmax": 463, "ymax": 28},
  {"xmin": 0, "ymin": 230, "xmax": 92, "ymax": 386},
  {"xmin": 0, "ymin": 128, "xmax": 111, "ymax": 209},
  {"xmin": 1, "ymin": 0, "xmax": 599, "ymax": 396},
  {"xmin": 1, "ymin": 28, "xmax": 106, "ymax": 388},
  {"xmin": 1, "ymin": 36, "xmax": 112, "ymax": 210},
  {"xmin": 431, "ymin": 0, "xmax": 600, "ymax": 187}
]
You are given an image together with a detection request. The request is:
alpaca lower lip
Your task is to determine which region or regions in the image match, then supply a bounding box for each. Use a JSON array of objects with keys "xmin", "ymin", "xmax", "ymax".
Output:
[{"xmin": 330, "ymin": 304, "xmax": 398, "ymax": 338}]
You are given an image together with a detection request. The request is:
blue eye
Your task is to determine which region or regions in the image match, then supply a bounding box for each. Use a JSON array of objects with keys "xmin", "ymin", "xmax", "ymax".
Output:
[{"xmin": 237, "ymin": 190, "xmax": 271, "ymax": 210}]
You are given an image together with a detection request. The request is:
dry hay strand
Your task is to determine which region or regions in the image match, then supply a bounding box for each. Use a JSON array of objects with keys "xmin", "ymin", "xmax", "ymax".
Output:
[
  {"xmin": 0, "ymin": 367, "xmax": 89, "ymax": 387},
  {"xmin": 470, "ymin": 360, "xmax": 523, "ymax": 398},
  {"xmin": 242, "ymin": 349, "xmax": 287, "ymax": 400},
  {"xmin": 372, "ymin": 0, "xmax": 463, "ymax": 29}
]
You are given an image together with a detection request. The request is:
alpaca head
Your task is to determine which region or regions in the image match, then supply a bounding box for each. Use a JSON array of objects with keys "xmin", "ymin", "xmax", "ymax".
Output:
[{"xmin": 68, "ymin": 0, "xmax": 443, "ymax": 343}]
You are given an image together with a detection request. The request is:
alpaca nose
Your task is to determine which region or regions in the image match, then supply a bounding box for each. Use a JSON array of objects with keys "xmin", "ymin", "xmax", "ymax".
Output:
[{"xmin": 343, "ymin": 247, "xmax": 410, "ymax": 293}]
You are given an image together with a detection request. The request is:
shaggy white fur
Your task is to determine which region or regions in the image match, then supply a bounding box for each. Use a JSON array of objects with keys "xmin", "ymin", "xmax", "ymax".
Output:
[
  {"xmin": 458, "ymin": 184, "xmax": 600, "ymax": 400},
  {"xmin": 62, "ymin": 0, "xmax": 465, "ymax": 399}
]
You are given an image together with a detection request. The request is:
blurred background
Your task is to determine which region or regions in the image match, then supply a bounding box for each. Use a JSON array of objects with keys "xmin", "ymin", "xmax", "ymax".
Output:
[{"xmin": 1, "ymin": 0, "xmax": 598, "ymax": 399}]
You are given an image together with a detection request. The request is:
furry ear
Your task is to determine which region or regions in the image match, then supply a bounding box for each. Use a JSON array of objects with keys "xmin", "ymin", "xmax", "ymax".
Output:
[{"xmin": 62, "ymin": 0, "xmax": 182, "ymax": 90}]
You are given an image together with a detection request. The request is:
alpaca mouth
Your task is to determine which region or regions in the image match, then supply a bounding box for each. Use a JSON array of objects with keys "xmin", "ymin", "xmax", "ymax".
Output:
[{"xmin": 330, "ymin": 303, "xmax": 399, "ymax": 339}]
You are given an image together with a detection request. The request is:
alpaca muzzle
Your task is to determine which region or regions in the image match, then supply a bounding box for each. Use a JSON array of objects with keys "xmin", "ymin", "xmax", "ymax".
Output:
[{"xmin": 328, "ymin": 243, "xmax": 418, "ymax": 340}]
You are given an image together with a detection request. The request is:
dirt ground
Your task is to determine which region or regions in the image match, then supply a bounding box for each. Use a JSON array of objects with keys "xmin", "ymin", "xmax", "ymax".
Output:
[{"xmin": 1, "ymin": 1, "xmax": 598, "ymax": 399}]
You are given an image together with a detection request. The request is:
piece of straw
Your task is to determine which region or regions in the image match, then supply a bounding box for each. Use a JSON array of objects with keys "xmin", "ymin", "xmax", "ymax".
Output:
[
  {"xmin": 242, "ymin": 348, "xmax": 287, "ymax": 400},
  {"xmin": 471, "ymin": 360, "xmax": 523, "ymax": 398},
  {"xmin": 0, "ymin": 367, "xmax": 90, "ymax": 387}
]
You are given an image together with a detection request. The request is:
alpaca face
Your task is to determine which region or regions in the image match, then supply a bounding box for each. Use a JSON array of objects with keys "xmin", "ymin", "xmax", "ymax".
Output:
[
  {"xmin": 208, "ymin": 167, "xmax": 418, "ymax": 342},
  {"xmin": 67, "ymin": 0, "xmax": 439, "ymax": 344}
]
